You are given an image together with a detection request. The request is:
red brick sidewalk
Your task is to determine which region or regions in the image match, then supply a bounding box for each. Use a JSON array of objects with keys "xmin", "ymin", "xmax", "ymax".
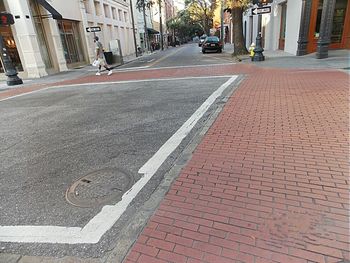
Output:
[{"xmin": 124, "ymin": 69, "xmax": 349, "ymax": 263}]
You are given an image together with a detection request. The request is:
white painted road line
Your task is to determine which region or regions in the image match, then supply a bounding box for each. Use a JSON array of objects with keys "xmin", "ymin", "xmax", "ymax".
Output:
[
  {"xmin": 0, "ymin": 75, "xmax": 234, "ymax": 102},
  {"xmin": 88, "ymin": 66, "xmax": 150, "ymax": 72},
  {"xmin": 0, "ymin": 75, "xmax": 238, "ymax": 244}
]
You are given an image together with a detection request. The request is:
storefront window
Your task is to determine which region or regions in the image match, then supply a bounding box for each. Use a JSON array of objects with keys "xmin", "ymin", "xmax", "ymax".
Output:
[
  {"xmin": 0, "ymin": 0, "xmax": 23, "ymax": 73},
  {"xmin": 331, "ymin": 0, "xmax": 348, "ymax": 43},
  {"xmin": 58, "ymin": 20, "xmax": 84, "ymax": 65}
]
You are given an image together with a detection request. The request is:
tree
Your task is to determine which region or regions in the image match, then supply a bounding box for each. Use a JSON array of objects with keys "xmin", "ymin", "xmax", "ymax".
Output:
[
  {"xmin": 226, "ymin": 0, "xmax": 250, "ymax": 55},
  {"xmin": 185, "ymin": 0, "xmax": 217, "ymax": 35},
  {"xmin": 166, "ymin": 10, "xmax": 202, "ymax": 44},
  {"xmin": 166, "ymin": 17, "xmax": 181, "ymax": 45}
]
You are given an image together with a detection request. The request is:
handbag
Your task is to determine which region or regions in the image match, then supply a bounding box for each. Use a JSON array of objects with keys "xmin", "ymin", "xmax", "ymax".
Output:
[{"xmin": 92, "ymin": 59, "xmax": 100, "ymax": 67}]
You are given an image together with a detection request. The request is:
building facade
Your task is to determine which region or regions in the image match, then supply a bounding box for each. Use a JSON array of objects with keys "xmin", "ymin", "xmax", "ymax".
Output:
[
  {"xmin": 130, "ymin": 0, "xmax": 153, "ymax": 51},
  {"xmin": 150, "ymin": 0, "xmax": 175, "ymax": 49},
  {"xmin": 243, "ymin": 0, "xmax": 349, "ymax": 56},
  {"xmin": 0, "ymin": 0, "xmax": 136, "ymax": 79}
]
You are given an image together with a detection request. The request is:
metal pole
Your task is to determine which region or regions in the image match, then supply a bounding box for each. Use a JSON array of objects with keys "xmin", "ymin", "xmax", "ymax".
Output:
[
  {"xmin": 159, "ymin": 0, "xmax": 163, "ymax": 50},
  {"xmin": 0, "ymin": 35, "xmax": 23, "ymax": 86},
  {"xmin": 129, "ymin": 0, "xmax": 139, "ymax": 56},
  {"xmin": 142, "ymin": 3, "xmax": 150, "ymax": 52},
  {"xmin": 252, "ymin": 4, "xmax": 265, "ymax": 61},
  {"xmin": 220, "ymin": 0, "xmax": 224, "ymax": 49}
]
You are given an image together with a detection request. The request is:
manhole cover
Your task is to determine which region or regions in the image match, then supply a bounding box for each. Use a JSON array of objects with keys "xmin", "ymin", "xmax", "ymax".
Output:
[{"xmin": 66, "ymin": 168, "xmax": 134, "ymax": 207}]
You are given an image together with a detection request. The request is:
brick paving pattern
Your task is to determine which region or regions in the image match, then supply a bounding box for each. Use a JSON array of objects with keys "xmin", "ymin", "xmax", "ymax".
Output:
[
  {"xmin": 1, "ymin": 64, "xmax": 348, "ymax": 263},
  {"xmin": 124, "ymin": 69, "xmax": 349, "ymax": 263}
]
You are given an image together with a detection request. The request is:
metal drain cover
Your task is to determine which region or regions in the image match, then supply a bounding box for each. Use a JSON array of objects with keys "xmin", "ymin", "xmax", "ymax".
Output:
[{"xmin": 66, "ymin": 168, "xmax": 134, "ymax": 207}]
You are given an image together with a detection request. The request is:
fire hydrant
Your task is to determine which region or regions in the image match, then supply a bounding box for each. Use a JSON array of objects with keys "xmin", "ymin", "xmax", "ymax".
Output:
[{"xmin": 249, "ymin": 43, "xmax": 255, "ymax": 61}]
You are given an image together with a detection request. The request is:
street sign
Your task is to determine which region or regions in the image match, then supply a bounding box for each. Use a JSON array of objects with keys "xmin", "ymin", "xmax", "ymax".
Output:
[
  {"xmin": 251, "ymin": 6, "xmax": 271, "ymax": 15},
  {"xmin": 86, "ymin": 26, "xmax": 101, "ymax": 33}
]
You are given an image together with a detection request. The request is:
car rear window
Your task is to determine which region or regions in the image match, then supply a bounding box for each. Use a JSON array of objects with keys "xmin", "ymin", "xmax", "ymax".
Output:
[{"xmin": 206, "ymin": 37, "xmax": 219, "ymax": 41}]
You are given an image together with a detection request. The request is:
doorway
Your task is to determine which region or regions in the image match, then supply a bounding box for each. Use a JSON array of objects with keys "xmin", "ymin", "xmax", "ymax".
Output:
[
  {"xmin": 58, "ymin": 20, "xmax": 84, "ymax": 67},
  {"xmin": 308, "ymin": 0, "xmax": 350, "ymax": 52},
  {"xmin": 279, "ymin": 2, "xmax": 287, "ymax": 50}
]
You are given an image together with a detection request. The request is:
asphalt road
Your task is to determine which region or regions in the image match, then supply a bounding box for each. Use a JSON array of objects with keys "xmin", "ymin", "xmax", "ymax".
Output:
[
  {"xmin": 0, "ymin": 43, "xmax": 239, "ymax": 260},
  {"xmin": 119, "ymin": 43, "xmax": 234, "ymax": 69}
]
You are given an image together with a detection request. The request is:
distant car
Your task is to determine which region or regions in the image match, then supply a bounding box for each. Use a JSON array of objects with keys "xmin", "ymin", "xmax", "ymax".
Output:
[
  {"xmin": 198, "ymin": 35, "xmax": 207, "ymax": 47},
  {"xmin": 202, "ymin": 36, "xmax": 222, "ymax": 53}
]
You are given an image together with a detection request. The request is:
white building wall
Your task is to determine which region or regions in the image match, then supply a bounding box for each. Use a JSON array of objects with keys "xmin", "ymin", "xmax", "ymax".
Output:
[
  {"xmin": 82, "ymin": 0, "xmax": 136, "ymax": 61},
  {"xmin": 51, "ymin": 0, "xmax": 82, "ymax": 21},
  {"xmin": 284, "ymin": 1, "xmax": 302, "ymax": 55},
  {"xmin": 243, "ymin": 0, "xmax": 302, "ymax": 55}
]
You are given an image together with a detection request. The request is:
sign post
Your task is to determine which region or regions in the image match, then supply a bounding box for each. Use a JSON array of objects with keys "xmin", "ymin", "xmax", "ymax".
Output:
[
  {"xmin": 251, "ymin": 1, "xmax": 272, "ymax": 62},
  {"xmin": 0, "ymin": 12, "xmax": 22, "ymax": 86}
]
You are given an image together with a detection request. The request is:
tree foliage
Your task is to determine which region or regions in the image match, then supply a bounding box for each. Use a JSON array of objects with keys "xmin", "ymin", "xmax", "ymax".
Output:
[
  {"xmin": 166, "ymin": 9, "xmax": 202, "ymax": 43},
  {"xmin": 185, "ymin": 0, "xmax": 217, "ymax": 35}
]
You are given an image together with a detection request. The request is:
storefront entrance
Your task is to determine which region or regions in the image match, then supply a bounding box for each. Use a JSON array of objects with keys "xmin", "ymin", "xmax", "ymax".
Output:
[
  {"xmin": 58, "ymin": 20, "xmax": 85, "ymax": 67},
  {"xmin": 308, "ymin": 0, "xmax": 350, "ymax": 52},
  {"xmin": 279, "ymin": 2, "xmax": 287, "ymax": 50}
]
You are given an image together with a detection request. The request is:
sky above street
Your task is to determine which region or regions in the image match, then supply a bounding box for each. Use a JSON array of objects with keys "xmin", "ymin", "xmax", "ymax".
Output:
[{"xmin": 174, "ymin": 0, "xmax": 185, "ymax": 10}]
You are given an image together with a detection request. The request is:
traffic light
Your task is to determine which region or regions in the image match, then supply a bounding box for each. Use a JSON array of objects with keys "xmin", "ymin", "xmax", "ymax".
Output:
[{"xmin": 0, "ymin": 13, "xmax": 14, "ymax": 26}]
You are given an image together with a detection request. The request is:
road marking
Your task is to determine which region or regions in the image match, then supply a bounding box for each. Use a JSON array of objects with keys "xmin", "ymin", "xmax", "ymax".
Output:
[
  {"xmin": 88, "ymin": 66, "xmax": 150, "ymax": 72},
  {"xmin": 122, "ymin": 62, "xmax": 236, "ymax": 72},
  {"xmin": 147, "ymin": 59, "xmax": 155, "ymax": 62},
  {"xmin": 87, "ymin": 62, "xmax": 236, "ymax": 74},
  {"xmin": 0, "ymin": 76, "xmax": 234, "ymax": 102},
  {"xmin": 0, "ymin": 75, "xmax": 238, "ymax": 244},
  {"xmin": 147, "ymin": 46, "xmax": 185, "ymax": 67}
]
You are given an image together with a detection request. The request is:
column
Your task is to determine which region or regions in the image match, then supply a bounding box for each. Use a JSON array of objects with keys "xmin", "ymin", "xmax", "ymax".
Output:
[
  {"xmin": 5, "ymin": 0, "xmax": 47, "ymax": 78},
  {"xmin": 316, "ymin": 0, "xmax": 336, "ymax": 59},
  {"xmin": 47, "ymin": 19, "xmax": 68, "ymax": 72},
  {"xmin": 297, "ymin": 0, "xmax": 312, "ymax": 56},
  {"xmin": 79, "ymin": 0, "xmax": 95, "ymax": 62}
]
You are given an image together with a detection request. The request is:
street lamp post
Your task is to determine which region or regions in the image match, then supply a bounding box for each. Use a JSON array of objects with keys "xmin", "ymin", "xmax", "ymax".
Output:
[
  {"xmin": 0, "ymin": 12, "xmax": 22, "ymax": 86},
  {"xmin": 220, "ymin": 0, "xmax": 224, "ymax": 49},
  {"xmin": 252, "ymin": 2, "xmax": 265, "ymax": 61},
  {"xmin": 0, "ymin": 36, "xmax": 23, "ymax": 86},
  {"xmin": 159, "ymin": 0, "xmax": 164, "ymax": 50},
  {"xmin": 143, "ymin": 4, "xmax": 150, "ymax": 52},
  {"xmin": 129, "ymin": 0, "xmax": 139, "ymax": 57}
]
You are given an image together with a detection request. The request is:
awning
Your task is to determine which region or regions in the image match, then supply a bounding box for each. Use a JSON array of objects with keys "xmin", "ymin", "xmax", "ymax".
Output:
[
  {"xmin": 147, "ymin": 28, "xmax": 159, "ymax": 34},
  {"xmin": 36, "ymin": 0, "xmax": 62, "ymax": 20}
]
